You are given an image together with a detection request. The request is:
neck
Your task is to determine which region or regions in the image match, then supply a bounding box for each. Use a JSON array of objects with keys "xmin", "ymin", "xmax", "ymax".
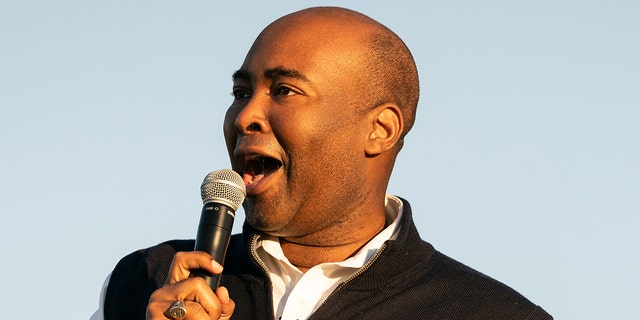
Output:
[{"xmin": 279, "ymin": 212, "xmax": 386, "ymax": 273}]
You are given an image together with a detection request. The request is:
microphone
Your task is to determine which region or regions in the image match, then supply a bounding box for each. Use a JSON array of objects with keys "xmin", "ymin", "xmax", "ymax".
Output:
[{"xmin": 192, "ymin": 169, "xmax": 246, "ymax": 289}]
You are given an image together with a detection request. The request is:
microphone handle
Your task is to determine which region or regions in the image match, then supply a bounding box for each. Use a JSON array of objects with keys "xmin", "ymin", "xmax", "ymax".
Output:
[{"xmin": 192, "ymin": 202, "xmax": 235, "ymax": 289}]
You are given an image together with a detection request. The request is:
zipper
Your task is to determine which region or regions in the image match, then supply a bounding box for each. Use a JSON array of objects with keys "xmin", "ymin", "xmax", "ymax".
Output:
[
  {"xmin": 249, "ymin": 233, "xmax": 277, "ymax": 320},
  {"xmin": 250, "ymin": 233, "xmax": 271, "ymax": 276},
  {"xmin": 310, "ymin": 243, "xmax": 388, "ymax": 316}
]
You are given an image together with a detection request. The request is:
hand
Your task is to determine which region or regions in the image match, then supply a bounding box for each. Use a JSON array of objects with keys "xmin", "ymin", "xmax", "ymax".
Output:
[{"xmin": 146, "ymin": 251, "xmax": 235, "ymax": 320}]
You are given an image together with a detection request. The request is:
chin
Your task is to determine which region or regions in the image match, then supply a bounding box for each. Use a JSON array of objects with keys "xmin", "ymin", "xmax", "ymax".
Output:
[{"xmin": 245, "ymin": 204, "xmax": 285, "ymax": 233}]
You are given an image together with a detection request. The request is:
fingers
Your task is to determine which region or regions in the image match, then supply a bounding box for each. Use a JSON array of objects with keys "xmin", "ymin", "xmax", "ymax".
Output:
[
  {"xmin": 146, "ymin": 251, "xmax": 233, "ymax": 319},
  {"xmin": 147, "ymin": 277, "xmax": 235, "ymax": 320},
  {"xmin": 166, "ymin": 251, "xmax": 224, "ymax": 285}
]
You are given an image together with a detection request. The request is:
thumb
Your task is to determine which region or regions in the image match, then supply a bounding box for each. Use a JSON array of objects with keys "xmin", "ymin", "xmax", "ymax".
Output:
[{"xmin": 216, "ymin": 286, "xmax": 235, "ymax": 320}]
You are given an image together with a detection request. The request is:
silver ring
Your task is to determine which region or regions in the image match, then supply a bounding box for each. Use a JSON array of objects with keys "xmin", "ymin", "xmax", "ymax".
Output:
[{"xmin": 168, "ymin": 300, "xmax": 187, "ymax": 319}]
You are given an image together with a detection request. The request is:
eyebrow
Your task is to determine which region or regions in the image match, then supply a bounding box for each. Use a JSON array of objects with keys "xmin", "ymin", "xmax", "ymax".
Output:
[
  {"xmin": 264, "ymin": 67, "xmax": 310, "ymax": 82},
  {"xmin": 231, "ymin": 67, "xmax": 310, "ymax": 83},
  {"xmin": 232, "ymin": 69, "xmax": 252, "ymax": 82}
]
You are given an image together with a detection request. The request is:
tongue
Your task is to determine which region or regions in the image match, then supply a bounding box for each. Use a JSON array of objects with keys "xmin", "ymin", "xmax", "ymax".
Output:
[{"xmin": 244, "ymin": 172, "xmax": 265, "ymax": 186}]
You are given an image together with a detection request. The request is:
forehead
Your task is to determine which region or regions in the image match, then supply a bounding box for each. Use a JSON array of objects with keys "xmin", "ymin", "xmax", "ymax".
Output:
[{"xmin": 238, "ymin": 18, "xmax": 370, "ymax": 82}]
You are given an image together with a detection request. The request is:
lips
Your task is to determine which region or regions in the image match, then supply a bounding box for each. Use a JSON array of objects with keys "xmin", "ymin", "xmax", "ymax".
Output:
[{"xmin": 239, "ymin": 155, "xmax": 283, "ymax": 190}]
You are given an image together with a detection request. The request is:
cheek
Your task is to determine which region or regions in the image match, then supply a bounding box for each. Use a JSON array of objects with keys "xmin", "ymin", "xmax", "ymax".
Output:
[
  {"xmin": 284, "ymin": 117, "xmax": 364, "ymax": 180},
  {"xmin": 223, "ymin": 108, "xmax": 238, "ymax": 148},
  {"xmin": 278, "ymin": 106, "xmax": 355, "ymax": 144}
]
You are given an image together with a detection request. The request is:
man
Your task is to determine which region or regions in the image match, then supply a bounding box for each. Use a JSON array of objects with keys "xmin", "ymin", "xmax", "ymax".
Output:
[{"xmin": 92, "ymin": 7, "xmax": 552, "ymax": 320}]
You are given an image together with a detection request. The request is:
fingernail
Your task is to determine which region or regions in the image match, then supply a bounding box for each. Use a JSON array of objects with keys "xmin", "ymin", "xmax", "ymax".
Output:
[{"xmin": 212, "ymin": 260, "xmax": 223, "ymax": 272}]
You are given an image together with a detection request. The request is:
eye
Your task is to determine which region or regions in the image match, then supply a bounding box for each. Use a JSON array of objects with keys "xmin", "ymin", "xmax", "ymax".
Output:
[
  {"xmin": 232, "ymin": 88, "xmax": 251, "ymax": 99},
  {"xmin": 273, "ymin": 86, "xmax": 297, "ymax": 96}
]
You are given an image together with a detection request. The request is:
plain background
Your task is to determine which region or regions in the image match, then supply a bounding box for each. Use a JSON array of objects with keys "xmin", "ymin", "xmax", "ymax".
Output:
[{"xmin": 1, "ymin": 1, "xmax": 638, "ymax": 319}]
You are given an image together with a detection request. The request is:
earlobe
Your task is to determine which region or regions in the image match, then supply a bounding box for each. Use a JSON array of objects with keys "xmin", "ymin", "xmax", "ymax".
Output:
[{"xmin": 365, "ymin": 104, "xmax": 403, "ymax": 156}]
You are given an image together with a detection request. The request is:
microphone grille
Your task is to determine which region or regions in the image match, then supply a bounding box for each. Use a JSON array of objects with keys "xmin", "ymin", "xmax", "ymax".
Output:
[{"xmin": 200, "ymin": 169, "xmax": 246, "ymax": 211}]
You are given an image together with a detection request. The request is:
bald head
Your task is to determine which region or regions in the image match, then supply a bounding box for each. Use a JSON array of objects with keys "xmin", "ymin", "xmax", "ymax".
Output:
[
  {"xmin": 255, "ymin": 7, "xmax": 420, "ymax": 140},
  {"xmin": 225, "ymin": 7, "xmax": 419, "ymax": 236}
]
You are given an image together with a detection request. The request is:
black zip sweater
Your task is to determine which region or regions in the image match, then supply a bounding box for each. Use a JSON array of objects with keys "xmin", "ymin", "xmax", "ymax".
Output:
[{"xmin": 103, "ymin": 198, "xmax": 553, "ymax": 320}]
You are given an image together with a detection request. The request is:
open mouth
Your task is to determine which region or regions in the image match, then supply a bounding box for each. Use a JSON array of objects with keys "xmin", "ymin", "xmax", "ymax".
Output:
[{"xmin": 241, "ymin": 155, "xmax": 282, "ymax": 185}]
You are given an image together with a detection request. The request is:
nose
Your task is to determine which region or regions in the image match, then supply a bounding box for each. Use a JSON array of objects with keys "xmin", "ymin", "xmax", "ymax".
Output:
[{"xmin": 233, "ymin": 95, "xmax": 270, "ymax": 135}]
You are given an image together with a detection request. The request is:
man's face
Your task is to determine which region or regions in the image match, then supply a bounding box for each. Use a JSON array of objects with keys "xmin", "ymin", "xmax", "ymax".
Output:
[{"xmin": 223, "ymin": 20, "xmax": 372, "ymax": 237}]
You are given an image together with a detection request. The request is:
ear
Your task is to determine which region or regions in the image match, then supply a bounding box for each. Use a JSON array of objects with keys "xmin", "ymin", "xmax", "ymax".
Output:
[{"xmin": 364, "ymin": 104, "xmax": 404, "ymax": 156}]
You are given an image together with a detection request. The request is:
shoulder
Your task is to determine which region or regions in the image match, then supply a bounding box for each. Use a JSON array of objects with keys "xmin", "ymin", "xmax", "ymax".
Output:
[
  {"xmin": 104, "ymin": 235, "xmax": 247, "ymax": 301},
  {"xmin": 426, "ymin": 251, "xmax": 552, "ymax": 319},
  {"xmin": 115, "ymin": 239, "xmax": 196, "ymax": 281},
  {"xmin": 103, "ymin": 239, "xmax": 195, "ymax": 320},
  {"xmin": 376, "ymin": 198, "xmax": 553, "ymax": 319},
  {"xmin": 108, "ymin": 234, "xmax": 248, "ymax": 290}
]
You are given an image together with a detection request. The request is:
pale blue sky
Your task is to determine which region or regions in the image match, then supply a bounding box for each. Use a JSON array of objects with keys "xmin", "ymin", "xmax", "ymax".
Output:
[{"xmin": 1, "ymin": 1, "xmax": 638, "ymax": 319}]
